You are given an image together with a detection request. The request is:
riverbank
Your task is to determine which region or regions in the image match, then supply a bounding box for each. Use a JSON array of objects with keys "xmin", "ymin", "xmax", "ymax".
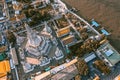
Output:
[{"xmin": 62, "ymin": 0, "xmax": 120, "ymax": 52}]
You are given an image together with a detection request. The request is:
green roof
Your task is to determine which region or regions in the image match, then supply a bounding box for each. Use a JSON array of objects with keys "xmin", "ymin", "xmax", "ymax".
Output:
[
  {"xmin": 98, "ymin": 42, "xmax": 120, "ymax": 66},
  {"xmin": 0, "ymin": 52, "xmax": 7, "ymax": 61}
]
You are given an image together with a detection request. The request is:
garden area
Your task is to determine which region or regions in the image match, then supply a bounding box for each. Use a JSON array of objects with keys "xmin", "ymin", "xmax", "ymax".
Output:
[
  {"xmin": 22, "ymin": 4, "xmax": 53, "ymax": 26},
  {"xmin": 16, "ymin": 0, "xmax": 32, "ymax": 3},
  {"xmin": 55, "ymin": 16, "xmax": 69, "ymax": 29},
  {"xmin": 68, "ymin": 34, "xmax": 106, "ymax": 59},
  {"xmin": 76, "ymin": 59, "xmax": 89, "ymax": 76},
  {"xmin": 93, "ymin": 60, "xmax": 111, "ymax": 75}
]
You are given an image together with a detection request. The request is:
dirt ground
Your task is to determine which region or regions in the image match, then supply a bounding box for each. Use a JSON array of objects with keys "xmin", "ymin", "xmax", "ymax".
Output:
[{"xmin": 63, "ymin": 0, "xmax": 120, "ymax": 52}]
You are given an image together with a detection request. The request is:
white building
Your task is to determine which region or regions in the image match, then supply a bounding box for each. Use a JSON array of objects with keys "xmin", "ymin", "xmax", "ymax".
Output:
[
  {"xmin": 25, "ymin": 23, "xmax": 51, "ymax": 57},
  {"xmin": 54, "ymin": 48, "xmax": 64, "ymax": 60}
]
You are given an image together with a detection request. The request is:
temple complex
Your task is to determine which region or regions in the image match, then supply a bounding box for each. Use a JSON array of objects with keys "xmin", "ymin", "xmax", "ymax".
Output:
[
  {"xmin": 25, "ymin": 23, "xmax": 51, "ymax": 57},
  {"xmin": 17, "ymin": 23, "xmax": 64, "ymax": 73}
]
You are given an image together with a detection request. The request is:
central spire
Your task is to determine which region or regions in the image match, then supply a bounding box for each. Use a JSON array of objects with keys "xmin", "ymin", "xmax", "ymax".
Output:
[{"xmin": 25, "ymin": 23, "xmax": 41, "ymax": 47}]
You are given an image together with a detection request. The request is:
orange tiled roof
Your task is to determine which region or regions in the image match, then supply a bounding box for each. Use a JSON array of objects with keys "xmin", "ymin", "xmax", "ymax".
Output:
[
  {"xmin": 0, "ymin": 76, "xmax": 7, "ymax": 80},
  {"xmin": 93, "ymin": 75, "xmax": 100, "ymax": 80},
  {"xmin": 57, "ymin": 27, "xmax": 70, "ymax": 37},
  {"xmin": 114, "ymin": 75, "xmax": 120, "ymax": 80},
  {"xmin": 0, "ymin": 73, "xmax": 6, "ymax": 78},
  {"xmin": 0, "ymin": 60, "xmax": 10, "ymax": 74}
]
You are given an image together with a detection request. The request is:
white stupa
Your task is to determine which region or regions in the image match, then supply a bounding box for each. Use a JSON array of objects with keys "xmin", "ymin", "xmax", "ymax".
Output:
[
  {"xmin": 25, "ymin": 23, "xmax": 51, "ymax": 57},
  {"xmin": 43, "ymin": 22, "xmax": 52, "ymax": 34},
  {"xmin": 13, "ymin": 32, "xmax": 25, "ymax": 46}
]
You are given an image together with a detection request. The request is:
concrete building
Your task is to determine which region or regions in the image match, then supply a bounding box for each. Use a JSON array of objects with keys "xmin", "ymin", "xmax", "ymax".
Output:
[
  {"xmin": 96, "ymin": 42, "xmax": 120, "ymax": 67},
  {"xmin": 21, "ymin": 61, "xmax": 35, "ymax": 73},
  {"xmin": 34, "ymin": 58, "xmax": 78, "ymax": 80},
  {"xmin": 31, "ymin": 0, "xmax": 50, "ymax": 9},
  {"xmin": 51, "ymin": 64, "xmax": 78, "ymax": 80},
  {"xmin": 0, "ymin": 0, "xmax": 9, "ymax": 23},
  {"xmin": 10, "ymin": 48, "xmax": 18, "ymax": 65}
]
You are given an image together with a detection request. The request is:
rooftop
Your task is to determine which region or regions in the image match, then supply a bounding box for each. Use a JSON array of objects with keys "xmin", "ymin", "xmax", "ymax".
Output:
[
  {"xmin": 57, "ymin": 26, "xmax": 70, "ymax": 37},
  {"xmin": 0, "ymin": 60, "xmax": 10, "ymax": 77},
  {"xmin": 97, "ymin": 42, "xmax": 120, "ymax": 66},
  {"xmin": 51, "ymin": 64, "xmax": 78, "ymax": 80},
  {"xmin": 114, "ymin": 74, "xmax": 120, "ymax": 80},
  {"xmin": 62, "ymin": 35, "xmax": 75, "ymax": 45},
  {"xmin": 0, "ymin": 52, "xmax": 7, "ymax": 61}
]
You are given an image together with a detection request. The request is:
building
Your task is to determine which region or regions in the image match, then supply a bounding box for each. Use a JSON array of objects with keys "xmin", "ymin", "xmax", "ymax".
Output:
[
  {"xmin": 25, "ymin": 23, "xmax": 51, "ymax": 57},
  {"xmin": 34, "ymin": 58, "xmax": 78, "ymax": 80},
  {"xmin": 57, "ymin": 27, "xmax": 70, "ymax": 37},
  {"xmin": 54, "ymin": 48, "xmax": 64, "ymax": 60},
  {"xmin": 21, "ymin": 61, "xmax": 35, "ymax": 73},
  {"xmin": 26, "ymin": 57, "xmax": 40, "ymax": 65},
  {"xmin": 23, "ymin": 23, "xmax": 52, "ymax": 66},
  {"xmin": 30, "ymin": 0, "xmax": 50, "ymax": 9},
  {"xmin": 61, "ymin": 35, "xmax": 75, "ymax": 46},
  {"xmin": 13, "ymin": 32, "xmax": 25, "ymax": 46},
  {"xmin": 96, "ymin": 42, "xmax": 120, "ymax": 67},
  {"xmin": 114, "ymin": 74, "xmax": 120, "ymax": 80},
  {"xmin": 0, "ymin": 52, "xmax": 7, "ymax": 61},
  {"xmin": 10, "ymin": 48, "xmax": 18, "ymax": 65},
  {"xmin": 0, "ymin": 0, "xmax": 9, "ymax": 23},
  {"xmin": 51, "ymin": 64, "xmax": 78, "ymax": 80},
  {"xmin": 0, "ymin": 60, "xmax": 10, "ymax": 79},
  {"xmin": 16, "ymin": 23, "xmax": 64, "ymax": 73},
  {"xmin": 53, "ymin": 0, "xmax": 68, "ymax": 14}
]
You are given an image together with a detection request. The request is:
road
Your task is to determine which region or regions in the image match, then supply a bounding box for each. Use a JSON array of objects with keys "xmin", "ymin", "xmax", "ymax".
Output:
[
  {"xmin": 68, "ymin": 10, "xmax": 100, "ymax": 35},
  {"xmin": 48, "ymin": 20, "xmax": 67, "ymax": 55}
]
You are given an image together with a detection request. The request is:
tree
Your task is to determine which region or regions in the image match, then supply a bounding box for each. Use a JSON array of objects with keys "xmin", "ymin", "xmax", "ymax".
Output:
[
  {"xmin": 6, "ymin": 30, "xmax": 16, "ymax": 46},
  {"xmin": 17, "ymin": 0, "xmax": 31, "ymax": 3},
  {"xmin": 79, "ymin": 27, "xmax": 87, "ymax": 33},
  {"xmin": 28, "ymin": 9, "xmax": 36, "ymax": 17},
  {"xmin": 50, "ymin": 0, "xmax": 54, "ymax": 3},
  {"xmin": 76, "ymin": 59, "xmax": 89, "ymax": 76},
  {"xmin": 81, "ymin": 32, "xmax": 88, "ymax": 40},
  {"xmin": 93, "ymin": 60, "xmax": 111, "ymax": 75},
  {"xmin": 81, "ymin": 39, "xmax": 100, "ymax": 53},
  {"xmin": 75, "ymin": 75, "xmax": 81, "ymax": 80}
]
